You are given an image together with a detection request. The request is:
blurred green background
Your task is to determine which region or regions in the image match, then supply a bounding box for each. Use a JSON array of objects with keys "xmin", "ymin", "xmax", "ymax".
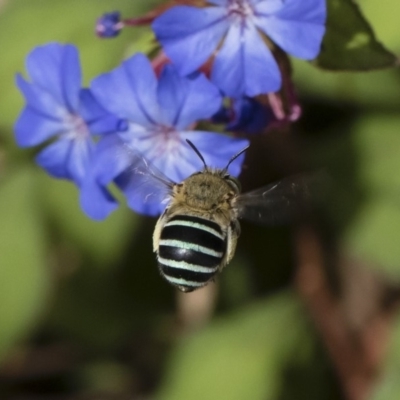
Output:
[{"xmin": 0, "ymin": 1, "xmax": 400, "ymax": 399}]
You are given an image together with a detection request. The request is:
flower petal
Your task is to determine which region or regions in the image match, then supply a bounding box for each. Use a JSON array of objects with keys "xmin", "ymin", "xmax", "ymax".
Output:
[
  {"xmin": 178, "ymin": 131, "xmax": 249, "ymax": 178},
  {"xmin": 36, "ymin": 135, "xmax": 94, "ymax": 185},
  {"xmin": 255, "ymin": 0, "xmax": 326, "ymax": 59},
  {"xmin": 228, "ymin": 97, "xmax": 273, "ymax": 134},
  {"xmin": 157, "ymin": 66, "xmax": 222, "ymax": 129},
  {"xmin": 91, "ymin": 134, "xmax": 132, "ymax": 186},
  {"xmin": 66, "ymin": 138, "xmax": 94, "ymax": 185},
  {"xmin": 16, "ymin": 74, "xmax": 66, "ymax": 119},
  {"xmin": 78, "ymin": 88, "xmax": 120, "ymax": 134},
  {"xmin": 152, "ymin": 6, "xmax": 229, "ymax": 75},
  {"xmin": 251, "ymin": 0, "xmax": 284, "ymax": 13},
  {"xmin": 80, "ymin": 172, "xmax": 119, "ymax": 220},
  {"xmin": 26, "ymin": 43, "xmax": 81, "ymax": 112},
  {"xmin": 15, "ymin": 107, "xmax": 66, "ymax": 147},
  {"xmin": 207, "ymin": 0, "xmax": 228, "ymax": 5},
  {"xmin": 91, "ymin": 54, "xmax": 159, "ymax": 127},
  {"xmin": 212, "ymin": 24, "xmax": 281, "ymax": 96},
  {"xmin": 271, "ymin": 0, "xmax": 326, "ymax": 24},
  {"xmin": 35, "ymin": 138, "xmax": 71, "ymax": 179},
  {"xmin": 92, "ymin": 131, "xmax": 170, "ymax": 215}
]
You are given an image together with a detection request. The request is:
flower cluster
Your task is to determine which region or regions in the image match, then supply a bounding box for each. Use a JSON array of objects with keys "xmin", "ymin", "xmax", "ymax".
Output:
[
  {"xmin": 15, "ymin": 44, "xmax": 119, "ymax": 186},
  {"xmin": 15, "ymin": 0, "xmax": 326, "ymax": 220},
  {"xmin": 153, "ymin": 0, "xmax": 326, "ymax": 97}
]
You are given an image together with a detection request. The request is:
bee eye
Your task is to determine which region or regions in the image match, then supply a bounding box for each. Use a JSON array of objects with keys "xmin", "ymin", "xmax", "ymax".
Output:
[{"xmin": 225, "ymin": 176, "xmax": 241, "ymax": 193}]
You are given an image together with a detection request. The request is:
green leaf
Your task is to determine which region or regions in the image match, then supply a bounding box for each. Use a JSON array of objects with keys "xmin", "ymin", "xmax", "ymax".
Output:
[
  {"xmin": 342, "ymin": 115, "xmax": 400, "ymax": 278},
  {"xmin": 361, "ymin": 0, "xmax": 400, "ymax": 54},
  {"xmin": 0, "ymin": 168, "xmax": 50, "ymax": 360},
  {"xmin": 156, "ymin": 292, "xmax": 308, "ymax": 400},
  {"xmin": 315, "ymin": 0, "xmax": 397, "ymax": 70},
  {"xmin": 37, "ymin": 175, "xmax": 136, "ymax": 268}
]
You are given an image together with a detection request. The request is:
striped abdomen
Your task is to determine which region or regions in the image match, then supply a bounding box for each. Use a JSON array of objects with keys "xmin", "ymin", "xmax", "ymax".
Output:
[{"xmin": 157, "ymin": 215, "xmax": 226, "ymax": 292}]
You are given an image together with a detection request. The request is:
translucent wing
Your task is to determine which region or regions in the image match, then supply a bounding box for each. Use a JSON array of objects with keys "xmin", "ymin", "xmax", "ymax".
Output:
[
  {"xmin": 114, "ymin": 142, "xmax": 177, "ymax": 215},
  {"xmin": 235, "ymin": 173, "xmax": 320, "ymax": 225}
]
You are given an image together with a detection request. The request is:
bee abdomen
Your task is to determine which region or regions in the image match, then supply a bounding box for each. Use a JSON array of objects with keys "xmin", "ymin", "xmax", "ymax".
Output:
[{"xmin": 158, "ymin": 215, "xmax": 226, "ymax": 292}]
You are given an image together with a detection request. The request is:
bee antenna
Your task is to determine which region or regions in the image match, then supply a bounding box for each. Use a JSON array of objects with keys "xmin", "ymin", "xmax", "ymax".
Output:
[
  {"xmin": 186, "ymin": 139, "xmax": 208, "ymax": 170},
  {"xmin": 222, "ymin": 145, "xmax": 249, "ymax": 175}
]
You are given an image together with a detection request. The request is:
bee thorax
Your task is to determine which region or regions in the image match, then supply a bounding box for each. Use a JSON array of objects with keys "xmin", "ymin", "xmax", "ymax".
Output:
[{"xmin": 173, "ymin": 172, "xmax": 235, "ymax": 212}]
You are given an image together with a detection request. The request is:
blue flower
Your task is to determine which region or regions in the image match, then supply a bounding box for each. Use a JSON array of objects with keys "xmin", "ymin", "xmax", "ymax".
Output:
[
  {"xmin": 81, "ymin": 54, "xmax": 249, "ymax": 220},
  {"xmin": 15, "ymin": 43, "xmax": 119, "ymax": 187},
  {"xmin": 211, "ymin": 103, "xmax": 233, "ymax": 125},
  {"xmin": 152, "ymin": 0, "xmax": 326, "ymax": 97},
  {"xmin": 96, "ymin": 11, "xmax": 123, "ymax": 38},
  {"xmin": 212, "ymin": 97, "xmax": 273, "ymax": 133},
  {"xmin": 228, "ymin": 97, "xmax": 273, "ymax": 134}
]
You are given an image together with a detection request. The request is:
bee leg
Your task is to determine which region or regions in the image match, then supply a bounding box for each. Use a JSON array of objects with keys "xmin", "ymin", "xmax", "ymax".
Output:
[{"xmin": 220, "ymin": 220, "xmax": 241, "ymax": 271}]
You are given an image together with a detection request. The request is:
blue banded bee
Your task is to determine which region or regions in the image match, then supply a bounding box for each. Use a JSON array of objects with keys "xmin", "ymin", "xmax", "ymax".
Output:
[{"xmin": 126, "ymin": 140, "xmax": 314, "ymax": 293}]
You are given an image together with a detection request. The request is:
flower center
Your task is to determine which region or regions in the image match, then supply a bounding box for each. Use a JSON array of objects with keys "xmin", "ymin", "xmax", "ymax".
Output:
[
  {"xmin": 151, "ymin": 124, "xmax": 181, "ymax": 157},
  {"xmin": 227, "ymin": 0, "xmax": 254, "ymax": 25},
  {"xmin": 153, "ymin": 124, "xmax": 175, "ymax": 136},
  {"xmin": 65, "ymin": 114, "xmax": 90, "ymax": 140}
]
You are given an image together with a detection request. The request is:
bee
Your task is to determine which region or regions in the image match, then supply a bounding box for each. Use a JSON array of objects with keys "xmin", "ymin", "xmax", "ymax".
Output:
[{"xmin": 126, "ymin": 140, "xmax": 315, "ymax": 293}]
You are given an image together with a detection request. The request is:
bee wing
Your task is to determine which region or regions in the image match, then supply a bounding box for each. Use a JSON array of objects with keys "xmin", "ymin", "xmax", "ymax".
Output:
[
  {"xmin": 235, "ymin": 173, "xmax": 320, "ymax": 225},
  {"xmin": 115, "ymin": 143, "xmax": 177, "ymax": 215}
]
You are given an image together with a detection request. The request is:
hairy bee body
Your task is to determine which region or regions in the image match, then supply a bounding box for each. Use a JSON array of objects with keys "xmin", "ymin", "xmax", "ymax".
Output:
[
  {"xmin": 125, "ymin": 139, "xmax": 314, "ymax": 292},
  {"xmin": 153, "ymin": 170, "xmax": 241, "ymax": 292}
]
